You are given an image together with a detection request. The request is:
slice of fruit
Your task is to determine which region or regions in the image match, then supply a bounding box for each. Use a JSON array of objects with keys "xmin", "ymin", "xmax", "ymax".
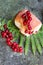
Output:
[{"xmin": 14, "ymin": 9, "xmax": 42, "ymax": 36}]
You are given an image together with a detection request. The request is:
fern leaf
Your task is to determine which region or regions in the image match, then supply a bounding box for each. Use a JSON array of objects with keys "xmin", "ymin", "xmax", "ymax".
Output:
[
  {"xmin": 37, "ymin": 34, "xmax": 43, "ymax": 47},
  {"xmin": 30, "ymin": 35, "xmax": 36, "ymax": 55},
  {"xmin": 24, "ymin": 36, "xmax": 30, "ymax": 55},
  {"xmin": 33, "ymin": 35, "xmax": 42, "ymax": 54}
]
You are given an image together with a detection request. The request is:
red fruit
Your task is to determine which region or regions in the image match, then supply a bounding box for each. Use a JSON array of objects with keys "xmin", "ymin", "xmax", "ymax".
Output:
[
  {"xmin": 22, "ymin": 13, "xmax": 26, "ymax": 18},
  {"xmin": 28, "ymin": 25, "xmax": 32, "ymax": 30},
  {"xmin": 19, "ymin": 47, "xmax": 23, "ymax": 53},
  {"xmin": 8, "ymin": 32, "xmax": 12, "ymax": 37},
  {"xmin": 6, "ymin": 38, "xmax": 10, "ymax": 42},
  {"xmin": 13, "ymin": 48, "xmax": 17, "ymax": 52},
  {"xmin": 11, "ymin": 42, "xmax": 18, "ymax": 49},
  {"xmin": 23, "ymin": 21, "xmax": 27, "ymax": 26},
  {"xmin": 28, "ymin": 17, "xmax": 32, "ymax": 21},
  {"xmin": 3, "ymin": 24, "xmax": 7, "ymax": 29},
  {"xmin": 17, "ymin": 47, "xmax": 19, "ymax": 52},
  {"xmin": 28, "ymin": 31, "xmax": 33, "ymax": 34},
  {"xmin": 9, "ymin": 36, "xmax": 13, "ymax": 40},
  {"xmin": 25, "ymin": 29, "xmax": 28, "ymax": 33},
  {"xmin": 5, "ymin": 29, "xmax": 9, "ymax": 34},
  {"xmin": 26, "ymin": 11, "xmax": 30, "ymax": 14},
  {"xmin": 28, "ymin": 13, "xmax": 31, "ymax": 17},
  {"xmin": 1, "ymin": 31, "xmax": 6, "ymax": 38},
  {"xmin": 6, "ymin": 41, "xmax": 12, "ymax": 46},
  {"xmin": 5, "ymin": 35, "xmax": 8, "ymax": 38}
]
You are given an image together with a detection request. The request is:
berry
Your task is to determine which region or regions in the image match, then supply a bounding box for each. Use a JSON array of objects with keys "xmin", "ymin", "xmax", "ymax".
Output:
[
  {"xmin": 25, "ymin": 29, "xmax": 28, "ymax": 33},
  {"xmin": 1, "ymin": 31, "xmax": 6, "ymax": 38},
  {"xmin": 3, "ymin": 24, "xmax": 7, "ymax": 29},
  {"xmin": 6, "ymin": 38, "xmax": 10, "ymax": 42},
  {"xmin": 28, "ymin": 25, "xmax": 32, "ymax": 30},
  {"xmin": 28, "ymin": 17, "xmax": 32, "ymax": 21},
  {"xmin": 13, "ymin": 47, "xmax": 17, "ymax": 52},
  {"xmin": 5, "ymin": 35, "xmax": 8, "ymax": 38},
  {"xmin": 11, "ymin": 42, "xmax": 18, "ymax": 49},
  {"xmin": 17, "ymin": 47, "xmax": 19, "ymax": 52},
  {"xmin": 22, "ymin": 13, "xmax": 26, "ymax": 18},
  {"xmin": 19, "ymin": 47, "xmax": 23, "ymax": 53},
  {"xmin": 28, "ymin": 31, "xmax": 33, "ymax": 34},
  {"xmin": 10, "ymin": 36, "xmax": 13, "ymax": 40},
  {"xmin": 23, "ymin": 21, "xmax": 27, "ymax": 26},
  {"xmin": 6, "ymin": 41, "xmax": 12, "ymax": 46},
  {"xmin": 5, "ymin": 29, "xmax": 9, "ymax": 34},
  {"xmin": 8, "ymin": 32, "xmax": 12, "ymax": 37},
  {"xmin": 26, "ymin": 11, "xmax": 31, "ymax": 17},
  {"xmin": 26, "ymin": 11, "xmax": 30, "ymax": 15}
]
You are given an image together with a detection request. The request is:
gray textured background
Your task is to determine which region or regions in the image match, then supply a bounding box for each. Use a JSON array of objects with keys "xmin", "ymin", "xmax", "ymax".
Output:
[{"xmin": 0, "ymin": 0, "xmax": 43, "ymax": 65}]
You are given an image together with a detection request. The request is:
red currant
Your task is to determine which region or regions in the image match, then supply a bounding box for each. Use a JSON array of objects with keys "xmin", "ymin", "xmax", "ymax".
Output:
[
  {"xmin": 28, "ymin": 25, "xmax": 32, "ymax": 30},
  {"xmin": 25, "ymin": 29, "xmax": 28, "ymax": 33},
  {"xmin": 6, "ymin": 41, "xmax": 12, "ymax": 46},
  {"xmin": 5, "ymin": 29, "xmax": 9, "ymax": 34},
  {"xmin": 5, "ymin": 35, "xmax": 9, "ymax": 38},
  {"xmin": 6, "ymin": 38, "xmax": 11, "ymax": 42},
  {"xmin": 19, "ymin": 47, "xmax": 23, "ymax": 53},
  {"xmin": 28, "ymin": 31, "xmax": 33, "ymax": 34},
  {"xmin": 28, "ymin": 17, "xmax": 32, "ymax": 21},
  {"xmin": 22, "ymin": 13, "xmax": 26, "ymax": 18},
  {"xmin": 23, "ymin": 21, "xmax": 27, "ymax": 26},
  {"xmin": 13, "ymin": 48, "xmax": 17, "ymax": 52},
  {"xmin": 1, "ymin": 31, "xmax": 6, "ymax": 38},
  {"xmin": 9, "ymin": 36, "xmax": 13, "ymax": 40},
  {"xmin": 26, "ymin": 11, "xmax": 30, "ymax": 15},
  {"xmin": 8, "ymin": 32, "xmax": 12, "ymax": 37}
]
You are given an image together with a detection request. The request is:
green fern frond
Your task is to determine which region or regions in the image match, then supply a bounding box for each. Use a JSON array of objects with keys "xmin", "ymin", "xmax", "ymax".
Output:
[
  {"xmin": 30, "ymin": 35, "xmax": 36, "ymax": 55},
  {"xmin": 33, "ymin": 35, "xmax": 42, "ymax": 54},
  {"xmin": 24, "ymin": 36, "xmax": 30, "ymax": 55}
]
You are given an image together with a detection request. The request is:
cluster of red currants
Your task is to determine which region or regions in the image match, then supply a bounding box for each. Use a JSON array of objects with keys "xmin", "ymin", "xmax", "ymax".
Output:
[
  {"xmin": 21, "ymin": 10, "xmax": 33, "ymax": 34},
  {"xmin": 1, "ymin": 24, "xmax": 23, "ymax": 53}
]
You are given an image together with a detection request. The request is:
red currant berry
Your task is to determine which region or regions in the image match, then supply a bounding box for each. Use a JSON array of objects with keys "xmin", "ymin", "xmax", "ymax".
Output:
[
  {"xmin": 6, "ymin": 41, "xmax": 12, "ymax": 46},
  {"xmin": 3, "ymin": 24, "xmax": 7, "ymax": 29},
  {"xmin": 17, "ymin": 47, "xmax": 19, "ymax": 52},
  {"xmin": 28, "ymin": 25, "xmax": 32, "ymax": 30},
  {"xmin": 28, "ymin": 17, "xmax": 32, "ymax": 21},
  {"xmin": 8, "ymin": 32, "xmax": 12, "ymax": 37},
  {"xmin": 13, "ymin": 48, "xmax": 17, "ymax": 52},
  {"xmin": 9, "ymin": 36, "xmax": 13, "ymax": 40},
  {"xmin": 25, "ymin": 29, "xmax": 28, "ymax": 33},
  {"xmin": 11, "ymin": 44, "xmax": 15, "ymax": 49},
  {"xmin": 22, "ymin": 13, "xmax": 26, "ymax": 18},
  {"xmin": 11, "ymin": 42, "xmax": 18, "ymax": 49},
  {"xmin": 26, "ymin": 11, "xmax": 30, "ymax": 15},
  {"xmin": 28, "ymin": 13, "xmax": 31, "ymax": 17},
  {"xmin": 28, "ymin": 31, "xmax": 33, "ymax": 34},
  {"xmin": 19, "ymin": 47, "xmax": 23, "ymax": 53},
  {"xmin": 6, "ymin": 38, "xmax": 10, "ymax": 42},
  {"xmin": 23, "ymin": 21, "xmax": 27, "ymax": 26},
  {"xmin": 5, "ymin": 29, "xmax": 9, "ymax": 34},
  {"xmin": 1, "ymin": 31, "xmax": 6, "ymax": 38},
  {"xmin": 5, "ymin": 35, "xmax": 8, "ymax": 38}
]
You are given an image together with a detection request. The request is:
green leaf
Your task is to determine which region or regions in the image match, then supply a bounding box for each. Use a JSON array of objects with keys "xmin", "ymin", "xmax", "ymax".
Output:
[
  {"xmin": 19, "ymin": 34, "xmax": 24, "ymax": 46},
  {"xmin": 37, "ymin": 34, "xmax": 43, "ymax": 47},
  {"xmin": 1, "ymin": 19, "xmax": 5, "ymax": 25},
  {"xmin": 7, "ymin": 20, "xmax": 12, "ymax": 27},
  {"xmin": 24, "ymin": 36, "xmax": 30, "ymax": 55},
  {"xmin": 30, "ymin": 35, "xmax": 36, "ymax": 55},
  {"xmin": 33, "ymin": 35, "xmax": 42, "ymax": 54}
]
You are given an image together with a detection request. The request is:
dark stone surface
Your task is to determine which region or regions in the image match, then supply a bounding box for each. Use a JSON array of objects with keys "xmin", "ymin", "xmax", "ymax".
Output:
[{"xmin": 0, "ymin": 0, "xmax": 43, "ymax": 65}]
